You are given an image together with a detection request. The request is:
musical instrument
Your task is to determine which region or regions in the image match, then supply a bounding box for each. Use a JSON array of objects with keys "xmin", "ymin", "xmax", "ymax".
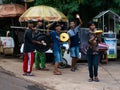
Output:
[
  {"xmin": 60, "ymin": 33, "xmax": 69, "ymax": 42},
  {"xmin": 34, "ymin": 33, "xmax": 50, "ymax": 52},
  {"xmin": 94, "ymin": 30, "xmax": 103, "ymax": 35}
]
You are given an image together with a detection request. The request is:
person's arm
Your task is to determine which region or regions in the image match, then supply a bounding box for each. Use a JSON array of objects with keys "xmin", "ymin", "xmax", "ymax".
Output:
[
  {"xmin": 32, "ymin": 40, "xmax": 41, "ymax": 44},
  {"xmin": 88, "ymin": 33, "xmax": 97, "ymax": 44},
  {"xmin": 76, "ymin": 14, "xmax": 83, "ymax": 26},
  {"xmin": 46, "ymin": 28, "xmax": 50, "ymax": 36},
  {"xmin": 26, "ymin": 30, "xmax": 41, "ymax": 45}
]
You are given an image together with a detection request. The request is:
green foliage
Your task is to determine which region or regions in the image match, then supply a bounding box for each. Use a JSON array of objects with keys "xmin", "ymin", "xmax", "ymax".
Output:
[
  {"xmin": 34, "ymin": 0, "xmax": 84, "ymax": 19},
  {"xmin": 3, "ymin": 0, "xmax": 12, "ymax": 3}
]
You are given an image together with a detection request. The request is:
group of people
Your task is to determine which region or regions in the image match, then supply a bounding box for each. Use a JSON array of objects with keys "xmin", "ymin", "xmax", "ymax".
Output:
[{"xmin": 23, "ymin": 14, "xmax": 101, "ymax": 82}]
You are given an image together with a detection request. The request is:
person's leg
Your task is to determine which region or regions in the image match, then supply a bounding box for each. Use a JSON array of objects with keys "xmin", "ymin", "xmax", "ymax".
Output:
[
  {"xmin": 74, "ymin": 46, "xmax": 80, "ymax": 70},
  {"xmin": 40, "ymin": 52, "xmax": 46, "ymax": 69},
  {"xmin": 87, "ymin": 54, "xmax": 94, "ymax": 80},
  {"xmin": 35, "ymin": 51, "xmax": 40, "ymax": 69},
  {"xmin": 93, "ymin": 54, "xmax": 99, "ymax": 81},
  {"xmin": 53, "ymin": 51, "xmax": 62, "ymax": 75},
  {"xmin": 27, "ymin": 52, "xmax": 34, "ymax": 74},
  {"xmin": 23, "ymin": 53, "xmax": 28, "ymax": 74},
  {"xmin": 70, "ymin": 47, "xmax": 76, "ymax": 71}
]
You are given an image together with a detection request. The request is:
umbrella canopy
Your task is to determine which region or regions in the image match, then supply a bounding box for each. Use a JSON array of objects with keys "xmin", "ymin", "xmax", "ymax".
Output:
[
  {"xmin": 0, "ymin": 4, "xmax": 25, "ymax": 18},
  {"xmin": 19, "ymin": 5, "xmax": 68, "ymax": 22}
]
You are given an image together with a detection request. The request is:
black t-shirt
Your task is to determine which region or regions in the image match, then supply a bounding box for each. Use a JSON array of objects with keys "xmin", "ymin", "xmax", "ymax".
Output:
[{"xmin": 23, "ymin": 29, "xmax": 35, "ymax": 53}]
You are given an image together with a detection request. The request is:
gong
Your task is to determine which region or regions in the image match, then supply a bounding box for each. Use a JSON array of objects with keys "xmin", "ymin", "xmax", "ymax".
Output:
[{"xmin": 34, "ymin": 34, "xmax": 50, "ymax": 52}]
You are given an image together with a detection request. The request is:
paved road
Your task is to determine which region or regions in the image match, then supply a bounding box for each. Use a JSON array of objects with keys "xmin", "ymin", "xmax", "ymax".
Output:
[{"xmin": 0, "ymin": 67, "xmax": 46, "ymax": 90}]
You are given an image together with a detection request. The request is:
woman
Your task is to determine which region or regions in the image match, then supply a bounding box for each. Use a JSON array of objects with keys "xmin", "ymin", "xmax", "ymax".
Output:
[{"xmin": 87, "ymin": 21, "xmax": 100, "ymax": 82}]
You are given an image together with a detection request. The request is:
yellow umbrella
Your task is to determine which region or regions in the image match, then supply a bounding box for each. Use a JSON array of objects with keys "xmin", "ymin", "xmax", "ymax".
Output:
[{"xmin": 19, "ymin": 5, "xmax": 68, "ymax": 22}]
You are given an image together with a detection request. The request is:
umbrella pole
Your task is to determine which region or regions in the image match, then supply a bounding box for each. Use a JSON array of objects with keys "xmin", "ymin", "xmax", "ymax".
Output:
[{"xmin": 43, "ymin": 20, "xmax": 46, "ymax": 33}]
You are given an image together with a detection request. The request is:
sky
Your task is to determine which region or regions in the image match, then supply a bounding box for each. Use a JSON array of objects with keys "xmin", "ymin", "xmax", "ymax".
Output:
[{"xmin": 0, "ymin": 0, "xmax": 2, "ymax": 4}]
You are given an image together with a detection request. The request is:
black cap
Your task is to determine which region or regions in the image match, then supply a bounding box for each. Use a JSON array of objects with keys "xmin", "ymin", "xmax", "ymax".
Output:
[
  {"xmin": 27, "ymin": 20, "xmax": 34, "ymax": 24},
  {"xmin": 88, "ymin": 21, "xmax": 95, "ymax": 27},
  {"xmin": 55, "ymin": 23, "xmax": 61, "ymax": 27}
]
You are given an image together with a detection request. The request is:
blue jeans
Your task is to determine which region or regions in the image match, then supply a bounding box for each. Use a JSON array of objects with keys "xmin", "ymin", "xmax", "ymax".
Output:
[
  {"xmin": 87, "ymin": 54, "xmax": 99, "ymax": 78},
  {"xmin": 70, "ymin": 46, "xmax": 79, "ymax": 58},
  {"xmin": 53, "ymin": 51, "xmax": 62, "ymax": 63}
]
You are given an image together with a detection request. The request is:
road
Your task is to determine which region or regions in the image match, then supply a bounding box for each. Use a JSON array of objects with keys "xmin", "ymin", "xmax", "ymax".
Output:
[{"xmin": 0, "ymin": 67, "xmax": 46, "ymax": 90}]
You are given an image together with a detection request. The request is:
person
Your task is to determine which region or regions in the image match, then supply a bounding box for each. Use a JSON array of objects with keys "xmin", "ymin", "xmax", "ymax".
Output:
[
  {"xmin": 87, "ymin": 21, "xmax": 99, "ymax": 82},
  {"xmin": 23, "ymin": 20, "xmax": 41, "ymax": 76},
  {"xmin": 67, "ymin": 14, "xmax": 83, "ymax": 72},
  {"xmin": 47, "ymin": 23, "xmax": 62, "ymax": 75},
  {"xmin": 34, "ymin": 21, "xmax": 49, "ymax": 71},
  {"xmin": 98, "ymin": 37, "xmax": 108, "ymax": 64},
  {"xmin": 6, "ymin": 31, "xmax": 11, "ymax": 37}
]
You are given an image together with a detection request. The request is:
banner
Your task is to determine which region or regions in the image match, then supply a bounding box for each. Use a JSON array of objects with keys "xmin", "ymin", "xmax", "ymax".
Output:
[{"xmin": 104, "ymin": 38, "xmax": 117, "ymax": 59}]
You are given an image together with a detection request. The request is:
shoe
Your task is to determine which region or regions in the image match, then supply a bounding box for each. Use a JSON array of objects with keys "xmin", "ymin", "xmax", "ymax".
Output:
[
  {"xmin": 94, "ymin": 77, "xmax": 100, "ymax": 82},
  {"xmin": 23, "ymin": 73, "xmax": 27, "ymax": 76},
  {"xmin": 88, "ymin": 78, "xmax": 93, "ymax": 82},
  {"xmin": 71, "ymin": 68, "xmax": 75, "ymax": 72},
  {"xmin": 27, "ymin": 73, "xmax": 34, "ymax": 76}
]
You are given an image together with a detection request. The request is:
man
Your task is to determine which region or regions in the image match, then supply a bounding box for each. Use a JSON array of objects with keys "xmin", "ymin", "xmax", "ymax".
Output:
[
  {"xmin": 47, "ymin": 23, "xmax": 62, "ymax": 75},
  {"xmin": 87, "ymin": 21, "xmax": 99, "ymax": 82},
  {"xmin": 67, "ymin": 14, "xmax": 83, "ymax": 72},
  {"xmin": 34, "ymin": 21, "xmax": 49, "ymax": 71},
  {"xmin": 23, "ymin": 20, "xmax": 40, "ymax": 76}
]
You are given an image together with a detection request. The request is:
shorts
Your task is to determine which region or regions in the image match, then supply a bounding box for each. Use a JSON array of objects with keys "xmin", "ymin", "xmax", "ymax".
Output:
[
  {"xmin": 53, "ymin": 51, "xmax": 62, "ymax": 63},
  {"xmin": 70, "ymin": 46, "xmax": 79, "ymax": 58}
]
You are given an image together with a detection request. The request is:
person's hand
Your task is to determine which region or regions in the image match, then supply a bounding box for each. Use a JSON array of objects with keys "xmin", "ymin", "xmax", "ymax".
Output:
[
  {"xmin": 76, "ymin": 14, "xmax": 80, "ymax": 19},
  {"xmin": 41, "ymin": 40, "xmax": 47, "ymax": 46},
  {"xmin": 37, "ymin": 41, "xmax": 41, "ymax": 45}
]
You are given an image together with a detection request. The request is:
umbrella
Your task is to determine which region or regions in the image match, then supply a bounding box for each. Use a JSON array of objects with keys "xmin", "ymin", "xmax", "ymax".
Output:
[
  {"xmin": 19, "ymin": 5, "xmax": 68, "ymax": 22},
  {"xmin": 0, "ymin": 4, "xmax": 25, "ymax": 18}
]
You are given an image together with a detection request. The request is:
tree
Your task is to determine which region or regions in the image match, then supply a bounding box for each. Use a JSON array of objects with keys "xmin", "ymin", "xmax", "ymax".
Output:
[
  {"xmin": 3, "ymin": 0, "xmax": 12, "ymax": 3},
  {"xmin": 34, "ymin": 0, "xmax": 84, "ymax": 19}
]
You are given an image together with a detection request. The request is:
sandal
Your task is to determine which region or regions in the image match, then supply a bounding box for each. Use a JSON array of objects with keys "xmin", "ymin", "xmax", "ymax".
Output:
[
  {"xmin": 23, "ymin": 73, "xmax": 27, "ymax": 76},
  {"xmin": 88, "ymin": 78, "xmax": 93, "ymax": 82},
  {"xmin": 54, "ymin": 71, "xmax": 62, "ymax": 75},
  {"xmin": 94, "ymin": 77, "xmax": 100, "ymax": 82}
]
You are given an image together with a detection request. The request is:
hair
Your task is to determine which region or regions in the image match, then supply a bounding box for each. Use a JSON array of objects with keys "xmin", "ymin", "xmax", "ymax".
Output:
[
  {"xmin": 69, "ymin": 20, "xmax": 76, "ymax": 24},
  {"xmin": 88, "ymin": 21, "xmax": 95, "ymax": 27}
]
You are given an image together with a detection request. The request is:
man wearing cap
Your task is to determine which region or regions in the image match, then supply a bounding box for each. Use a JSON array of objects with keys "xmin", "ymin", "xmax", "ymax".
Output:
[
  {"xmin": 47, "ymin": 23, "xmax": 62, "ymax": 75},
  {"xmin": 34, "ymin": 21, "xmax": 49, "ymax": 71},
  {"xmin": 67, "ymin": 14, "xmax": 83, "ymax": 72},
  {"xmin": 23, "ymin": 20, "xmax": 41, "ymax": 76}
]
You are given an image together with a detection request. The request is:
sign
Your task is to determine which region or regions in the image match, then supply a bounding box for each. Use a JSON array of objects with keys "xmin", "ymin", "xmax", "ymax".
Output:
[
  {"xmin": 104, "ymin": 38, "xmax": 117, "ymax": 59},
  {"xmin": 0, "ymin": 37, "xmax": 14, "ymax": 48}
]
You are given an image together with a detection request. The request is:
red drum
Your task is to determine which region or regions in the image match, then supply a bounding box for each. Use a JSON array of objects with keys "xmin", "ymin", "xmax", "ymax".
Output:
[{"xmin": 98, "ymin": 43, "xmax": 108, "ymax": 50}]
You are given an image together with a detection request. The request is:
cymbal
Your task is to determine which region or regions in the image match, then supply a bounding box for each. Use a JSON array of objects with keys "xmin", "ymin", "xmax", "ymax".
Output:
[
  {"xmin": 60, "ymin": 33, "xmax": 69, "ymax": 42},
  {"xmin": 94, "ymin": 30, "xmax": 103, "ymax": 34}
]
